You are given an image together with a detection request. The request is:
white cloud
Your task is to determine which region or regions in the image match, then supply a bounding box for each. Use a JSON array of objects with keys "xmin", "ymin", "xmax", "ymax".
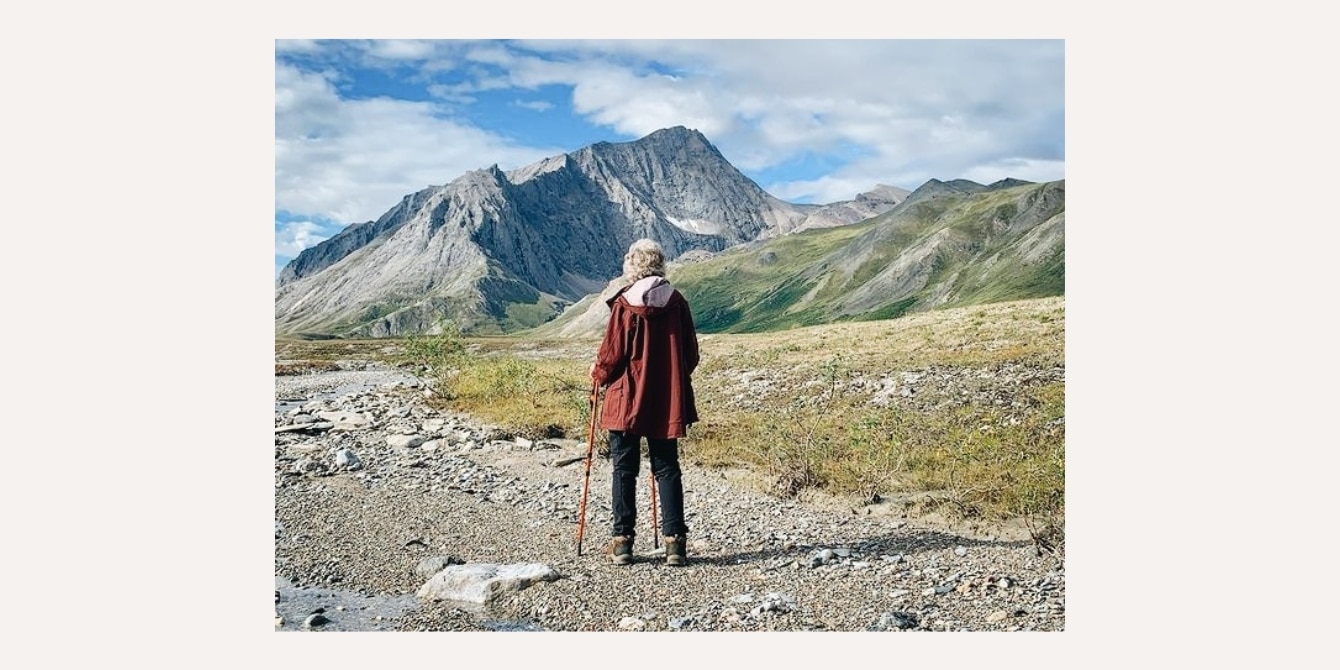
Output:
[
  {"xmin": 275, "ymin": 219, "xmax": 338, "ymax": 257},
  {"xmin": 770, "ymin": 154, "xmax": 1066, "ymax": 204},
  {"xmin": 445, "ymin": 40, "xmax": 1064, "ymax": 198},
  {"xmin": 959, "ymin": 159, "xmax": 1067, "ymax": 187},
  {"xmin": 366, "ymin": 39, "xmax": 438, "ymax": 60},
  {"xmin": 275, "ymin": 39, "xmax": 1063, "ymax": 225},
  {"xmin": 274, "ymin": 62, "xmax": 565, "ymax": 225},
  {"xmin": 570, "ymin": 69, "xmax": 726, "ymax": 139},
  {"xmin": 768, "ymin": 175, "xmax": 883, "ymax": 205},
  {"xmin": 513, "ymin": 99, "xmax": 554, "ymax": 112}
]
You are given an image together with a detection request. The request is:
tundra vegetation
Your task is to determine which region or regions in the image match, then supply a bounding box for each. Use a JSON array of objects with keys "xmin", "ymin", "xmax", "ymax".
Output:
[{"xmin": 276, "ymin": 295, "xmax": 1065, "ymax": 555}]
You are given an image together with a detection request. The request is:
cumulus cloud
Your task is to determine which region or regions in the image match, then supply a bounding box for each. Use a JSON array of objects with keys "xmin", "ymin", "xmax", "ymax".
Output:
[
  {"xmin": 960, "ymin": 159, "xmax": 1067, "ymax": 186},
  {"xmin": 453, "ymin": 39, "xmax": 1064, "ymax": 192},
  {"xmin": 275, "ymin": 62, "xmax": 563, "ymax": 225},
  {"xmin": 366, "ymin": 39, "xmax": 438, "ymax": 61},
  {"xmin": 274, "ymin": 39, "xmax": 1063, "ymax": 258},
  {"xmin": 275, "ymin": 219, "xmax": 340, "ymax": 258},
  {"xmin": 767, "ymin": 175, "xmax": 876, "ymax": 206}
]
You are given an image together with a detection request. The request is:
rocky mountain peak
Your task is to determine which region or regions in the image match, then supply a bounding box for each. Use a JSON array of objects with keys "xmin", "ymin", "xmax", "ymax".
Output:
[{"xmin": 275, "ymin": 128, "xmax": 907, "ymax": 338}]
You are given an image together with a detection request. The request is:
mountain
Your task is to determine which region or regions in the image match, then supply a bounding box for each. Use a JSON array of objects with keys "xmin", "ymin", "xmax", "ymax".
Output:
[
  {"xmin": 786, "ymin": 183, "xmax": 910, "ymax": 232},
  {"xmin": 275, "ymin": 126, "xmax": 902, "ymax": 338},
  {"xmin": 533, "ymin": 178, "xmax": 1063, "ymax": 336}
]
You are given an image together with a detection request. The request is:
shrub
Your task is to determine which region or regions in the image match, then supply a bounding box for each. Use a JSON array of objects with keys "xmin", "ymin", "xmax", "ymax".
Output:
[{"xmin": 399, "ymin": 322, "xmax": 471, "ymax": 398}]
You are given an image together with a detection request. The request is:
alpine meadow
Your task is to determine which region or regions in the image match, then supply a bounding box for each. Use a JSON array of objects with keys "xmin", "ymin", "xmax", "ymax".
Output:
[
  {"xmin": 276, "ymin": 123, "xmax": 1066, "ymax": 632},
  {"xmin": 276, "ymin": 127, "xmax": 1064, "ymax": 544}
]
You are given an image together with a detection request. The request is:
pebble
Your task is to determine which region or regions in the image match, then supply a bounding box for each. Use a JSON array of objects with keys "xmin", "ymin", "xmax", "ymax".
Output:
[{"xmin": 276, "ymin": 363, "xmax": 1066, "ymax": 632}]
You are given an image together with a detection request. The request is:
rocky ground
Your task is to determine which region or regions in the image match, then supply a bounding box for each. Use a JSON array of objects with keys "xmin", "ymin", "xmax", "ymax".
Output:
[{"xmin": 274, "ymin": 362, "xmax": 1065, "ymax": 633}]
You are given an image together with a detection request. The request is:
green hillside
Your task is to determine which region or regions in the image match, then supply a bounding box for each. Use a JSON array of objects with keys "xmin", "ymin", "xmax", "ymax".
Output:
[
  {"xmin": 671, "ymin": 222, "xmax": 876, "ymax": 332},
  {"xmin": 671, "ymin": 180, "xmax": 1064, "ymax": 334}
]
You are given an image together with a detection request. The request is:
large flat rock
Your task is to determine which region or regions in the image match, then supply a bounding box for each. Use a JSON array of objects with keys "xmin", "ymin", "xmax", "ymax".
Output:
[{"xmin": 416, "ymin": 563, "xmax": 560, "ymax": 604}]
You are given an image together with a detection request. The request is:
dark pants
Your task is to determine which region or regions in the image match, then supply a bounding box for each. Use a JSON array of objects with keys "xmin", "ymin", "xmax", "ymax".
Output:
[{"xmin": 609, "ymin": 430, "xmax": 687, "ymax": 539}]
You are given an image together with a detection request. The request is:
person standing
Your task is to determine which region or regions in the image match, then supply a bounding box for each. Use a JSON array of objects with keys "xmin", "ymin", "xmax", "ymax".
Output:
[{"xmin": 590, "ymin": 238, "xmax": 700, "ymax": 566}]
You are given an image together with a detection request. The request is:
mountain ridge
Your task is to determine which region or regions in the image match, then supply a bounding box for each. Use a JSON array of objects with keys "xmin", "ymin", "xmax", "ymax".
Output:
[
  {"xmin": 529, "ymin": 177, "xmax": 1064, "ymax": 338},
  {"xmin": 275, "ymin": 126, "xmax": 910, "ymax": 337}
]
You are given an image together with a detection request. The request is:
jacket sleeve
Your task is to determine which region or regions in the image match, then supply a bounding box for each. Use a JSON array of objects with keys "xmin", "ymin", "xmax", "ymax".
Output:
[
  {"xmin": 681, "ymin": 296, "xmax": 699, "ymax": 375},
  {"xmin": 592, "ymin": 303, "xmax": 629, "ymax": 387}
]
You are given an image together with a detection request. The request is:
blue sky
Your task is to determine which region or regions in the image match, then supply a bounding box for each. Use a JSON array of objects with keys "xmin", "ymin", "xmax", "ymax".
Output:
[{"xmin": 275, "ymin": 39, "xmax": 1064, "ymax": 277}]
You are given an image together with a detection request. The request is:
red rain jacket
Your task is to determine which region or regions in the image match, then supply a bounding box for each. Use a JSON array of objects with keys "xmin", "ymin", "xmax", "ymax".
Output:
[{"xmin": 592, "ymin": 276, "xmax": 700, "ymax": 439}]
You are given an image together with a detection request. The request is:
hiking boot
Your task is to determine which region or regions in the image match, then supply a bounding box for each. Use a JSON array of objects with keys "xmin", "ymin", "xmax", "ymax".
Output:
[
  {"xmin": 606, "ymin": 535, "xmax": 633, "ymax": 565},
  {"xmin": 664, "ymin": 535, "xmax": 687, "ymax": 566}
]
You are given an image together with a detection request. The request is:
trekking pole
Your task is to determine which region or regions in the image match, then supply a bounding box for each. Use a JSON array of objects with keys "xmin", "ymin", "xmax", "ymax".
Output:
[
  {"xmin": 575, "ymin": 381, "xmax": 599, "ymax": 556},
  {"xmin": 650, "ymin": 471, "xmax": 660, "ymax": 549}
]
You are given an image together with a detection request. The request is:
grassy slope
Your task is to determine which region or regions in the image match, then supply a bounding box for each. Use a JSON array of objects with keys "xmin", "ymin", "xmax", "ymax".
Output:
[
  {"xmin": 672, "ymin": 222, "xmax": 876, "ymax": 332},
  {"xmin": 670, "ymin": 181, "xmax": 1063, "ymax": 334}
]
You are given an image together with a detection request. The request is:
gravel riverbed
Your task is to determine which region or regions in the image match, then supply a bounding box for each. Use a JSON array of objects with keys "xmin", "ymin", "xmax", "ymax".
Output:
[{"xmin": 274, "ymin": 364, "xmax": 1064, "ymax": 632}]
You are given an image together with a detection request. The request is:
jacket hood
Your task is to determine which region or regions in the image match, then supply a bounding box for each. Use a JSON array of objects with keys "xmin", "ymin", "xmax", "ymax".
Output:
[{"xmin": 608, "ymin": 275, "xmax": 677, "ymax": 313}]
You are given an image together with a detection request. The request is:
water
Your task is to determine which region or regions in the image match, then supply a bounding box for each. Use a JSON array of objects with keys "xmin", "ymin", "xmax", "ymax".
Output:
[
  {"xmin": 273, "ymin": 576, "xmax": 548, "ymax": 632},
  {"xmin": 274, "ymin": 576, "xmax": 419, "ymax": 632}
]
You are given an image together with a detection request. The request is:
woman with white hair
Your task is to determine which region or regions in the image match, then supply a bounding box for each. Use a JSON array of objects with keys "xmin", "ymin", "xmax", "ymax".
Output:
[{"xmin": 590, "ymin": 238, "xmax": 700, "ymax": 567}]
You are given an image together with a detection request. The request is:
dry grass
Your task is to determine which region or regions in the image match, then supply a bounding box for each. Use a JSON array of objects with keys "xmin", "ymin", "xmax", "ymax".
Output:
[
  {"xmin": 274, "ymin": 360, "xmax": 342, "ymax": 376},
  {"xmin": 275, "ymin": 296, "xmax": 1065, "ymax": 535},
  {"xmin": 275, "ymin": 337, "xmax": 396, "ymax": 362},
  {"xmin": 694, "ymin": 296, "xmax": 1064, "ymax": 376}
]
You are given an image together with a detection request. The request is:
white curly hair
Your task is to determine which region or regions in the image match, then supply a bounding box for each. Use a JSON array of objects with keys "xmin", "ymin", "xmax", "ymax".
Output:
[{"xmin": 622, "ymin": 238, "xmax": 666, "ymax": 281}]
